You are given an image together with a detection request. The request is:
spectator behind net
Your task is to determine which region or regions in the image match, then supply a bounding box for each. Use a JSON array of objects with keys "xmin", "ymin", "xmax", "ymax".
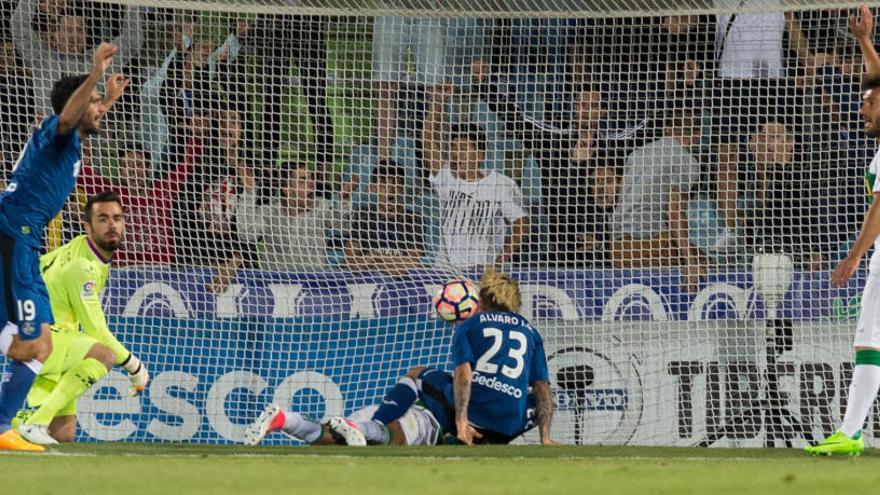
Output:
[
  {"xmin": 0, "ymin": 37, "xmax": 36, "ymax": 179},
  {"xmin": 423, "ymin": 84, "xmax": 529, "ymax": 269},
  {"xmin": 611, "ymin": 109, "xmax": 706, "ymax": 292},
  {"xmin": 173, "ymin": 104, "xmax": 256, "ymax": 294},
  {"xmin": 344, "ymin": 160, "xmax": 425, "ymax": 277},
  {"xmin": 10, "ymin": 0, "xmax": 142, "ymax": 114},
  {"xmin": 235, "ymin": 160, "xmax": 356, "ymax": 273}
]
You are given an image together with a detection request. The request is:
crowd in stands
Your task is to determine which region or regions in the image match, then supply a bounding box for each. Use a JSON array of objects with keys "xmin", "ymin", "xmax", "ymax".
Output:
[{"xmin": 0, "ymin": 2, "xmax": 872, "ymax": 291}]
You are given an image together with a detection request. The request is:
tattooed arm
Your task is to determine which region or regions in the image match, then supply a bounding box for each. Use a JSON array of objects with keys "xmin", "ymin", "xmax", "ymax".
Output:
[
  {"xmin": 454, "ymin": 362, "xmax": 482, "ymax": 446},
  {"xmin": 533, "ymin": 380, "xmax": 558, "ymax": 446}
]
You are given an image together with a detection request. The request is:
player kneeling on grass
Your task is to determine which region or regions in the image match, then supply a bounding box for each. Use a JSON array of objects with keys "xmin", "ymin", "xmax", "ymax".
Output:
[
  {"xmin": 246, "ymin": 269, "xmax": 556, "ymax": 446},
  {"xmin": 14, "ymin": 192, "xmax": 149, "ymax": 445}
]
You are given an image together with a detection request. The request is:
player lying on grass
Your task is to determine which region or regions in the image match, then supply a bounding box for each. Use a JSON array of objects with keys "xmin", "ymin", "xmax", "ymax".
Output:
[
  {"xmin": 807, "ymin": 4, "xmax": 880, "ymax": 457},
  {"xmin": 14, "ymin": 192, "xmax": 149, "ymax": 445},
  {"xmin": 0, "ymin": 43, "xmax": 126, "ymax": 452},
  {"xmin": 245, "ymin": 392, "xmax": 449, "ymax": 446},
  {"xmin": 246, "ymin": 269, "xmax": 556, "ymax": 446},
  {"xmin": 245, "ymin": 366, "xmax": 541, "ymax": 446}
]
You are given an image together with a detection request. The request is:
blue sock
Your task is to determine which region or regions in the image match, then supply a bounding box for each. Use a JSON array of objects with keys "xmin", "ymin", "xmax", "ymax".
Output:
[
  {"xmin": 0, "ymin": 361, "xmax": 37, "ymax": 432},
  {"xmin": 371, "ymin": 378, "xmax": 418, "ymax": 425}
]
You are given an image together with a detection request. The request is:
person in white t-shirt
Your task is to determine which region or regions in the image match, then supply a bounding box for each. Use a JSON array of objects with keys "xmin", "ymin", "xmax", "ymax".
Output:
[
  {"xmin": 715, "ymin": 1, "xmax": 784, "ymax": 80},
  {"xmin": 713, "ymin": 0, "xmax": 807, "ymax": 233},
  {"xmin": 807, "ymin": 4, "xmax": 880, "ymax": 456},
  {"xmin": 423, "ymin": 84, "xmax": 529, "ymax": 269}
]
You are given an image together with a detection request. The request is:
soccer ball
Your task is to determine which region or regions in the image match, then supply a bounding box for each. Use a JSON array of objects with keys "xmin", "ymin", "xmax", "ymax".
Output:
[{"xmin": 433, "ymin": 280, "xmax": 479, "ymax": 323}]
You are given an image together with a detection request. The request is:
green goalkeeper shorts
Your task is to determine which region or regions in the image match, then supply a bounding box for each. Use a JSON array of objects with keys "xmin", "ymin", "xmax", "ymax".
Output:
[{"xmin": 25, "ymin": 330, "xmax": 99, "ymax": 417}]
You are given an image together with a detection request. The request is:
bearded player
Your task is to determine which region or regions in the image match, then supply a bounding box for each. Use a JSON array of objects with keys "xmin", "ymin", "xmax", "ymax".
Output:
[
  {"xmin": 0, "ymin": 43, "xmax": 126, "ymax": 451},
  {"xmin": 806, "ymin": 4, "xmax": 880, "ymax": 456},
  {"xmin": 14, "ymin": 192, "xmax": 149, "ymax": 445},
  {"xmin": 245, "ymin": 269, "xmax": 556, "ymax": 447}
]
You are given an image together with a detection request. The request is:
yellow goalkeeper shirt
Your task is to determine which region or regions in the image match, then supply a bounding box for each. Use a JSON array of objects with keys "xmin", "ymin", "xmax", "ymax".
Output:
[{"xmin": 40, "ymin": 234, "xmax": 129, "ymax": 364}]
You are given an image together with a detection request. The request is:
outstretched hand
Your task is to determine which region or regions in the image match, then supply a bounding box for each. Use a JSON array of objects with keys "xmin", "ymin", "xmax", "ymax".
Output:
[
  {"xmin": 103, "ymin": 73, "xmax": 129, "ymax": 108},
  {"xmin": 850, "ymin": 3, "xmax": 874, "ymax": 41},
  {"xmin": 92, "ymin": 42, "xmax": 118, "ymax": 75}
]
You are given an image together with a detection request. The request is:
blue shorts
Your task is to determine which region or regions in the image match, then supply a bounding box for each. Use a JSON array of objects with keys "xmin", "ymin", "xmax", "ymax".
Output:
[
  {"xmin": 416, "ymin": 368, "xmax": 537, "ymax": 444},
  {"xmin": 416, "ymin": 368, "xmax": 455, "ymax": 434},
  {"xmin": 0, "ymin": 234, "xmax": 52, "ymax": 340}
]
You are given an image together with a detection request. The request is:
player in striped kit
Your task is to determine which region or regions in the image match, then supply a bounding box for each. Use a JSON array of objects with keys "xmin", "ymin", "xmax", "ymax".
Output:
[{"xmin": 807, "ymin": 4, "xmax": 880, "ymax": 456}]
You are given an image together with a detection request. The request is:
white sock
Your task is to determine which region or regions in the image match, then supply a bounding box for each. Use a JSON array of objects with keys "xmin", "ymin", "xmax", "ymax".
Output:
[
  {"xmin": 25, "ymin": 359, "xmax": 43, "ymax": 374},
  {"xmin": 840, "ymin": 365, "xmax": 880, "ymax": 438},
  {"xmin": 0, "ymin": 323, "xmax": 18, "ymax": 356},
  {"xmin": 281, "ymin": 411, "xmax": 323, "ymax": 444},
  {"xmin": 355, "ymin": 420, "xmax": 390, "ymax": 445}
]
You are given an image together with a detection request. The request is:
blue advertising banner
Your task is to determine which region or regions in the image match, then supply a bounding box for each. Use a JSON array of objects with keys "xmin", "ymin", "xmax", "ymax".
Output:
[
  {"xmin": 57, "ymin": 268, "xmax": 866, "ymax": 444},
  {"xmin": 106, "ymin": 268, "xmax": 863, "ymax": 322}
]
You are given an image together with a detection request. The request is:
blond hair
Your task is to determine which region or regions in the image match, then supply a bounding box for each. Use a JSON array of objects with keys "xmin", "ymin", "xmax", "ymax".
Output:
[{"xmin": 478, "ymin": 269, "xmax": 522, "ymax": 313}]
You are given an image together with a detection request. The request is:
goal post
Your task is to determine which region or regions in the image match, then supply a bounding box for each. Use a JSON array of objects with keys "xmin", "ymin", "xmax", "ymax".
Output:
[{"xmin": 0, "ymin": 0, "xmax": 871, "ymax": 446}]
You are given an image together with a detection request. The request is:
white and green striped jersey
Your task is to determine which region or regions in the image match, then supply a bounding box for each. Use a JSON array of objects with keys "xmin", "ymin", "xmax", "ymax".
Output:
[{"xmin": 868, "ymin": 149, "xmax": 880, "ymax": 274}]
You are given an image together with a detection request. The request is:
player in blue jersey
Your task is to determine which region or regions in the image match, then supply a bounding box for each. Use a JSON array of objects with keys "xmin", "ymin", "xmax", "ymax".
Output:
[
  {"xmin": 320, "ymin": 269, "xmax": 557, "ymax": 446},
  {"xmin": 0, "ymin": 42, "xmax": 127, "ymax": 451}
]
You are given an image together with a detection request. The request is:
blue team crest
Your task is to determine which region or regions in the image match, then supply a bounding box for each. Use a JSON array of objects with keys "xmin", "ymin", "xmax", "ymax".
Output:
[{"xmin": 20, "ymin": 321, "xmax": 34, "ymax": 336}]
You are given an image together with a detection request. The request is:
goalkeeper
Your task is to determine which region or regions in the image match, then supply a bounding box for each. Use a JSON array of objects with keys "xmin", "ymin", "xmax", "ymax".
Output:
[{"xmin": 15, "ymin": 192, "xmax": 149, "ymax": 445}]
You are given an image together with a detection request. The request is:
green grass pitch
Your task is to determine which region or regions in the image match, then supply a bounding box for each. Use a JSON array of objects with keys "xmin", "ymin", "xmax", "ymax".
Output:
[{"xmin": 5, "ymin": 443, "xmax": 880, "ymax": 495}]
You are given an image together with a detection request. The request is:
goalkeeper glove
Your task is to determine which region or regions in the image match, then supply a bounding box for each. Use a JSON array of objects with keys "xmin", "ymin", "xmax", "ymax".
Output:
[{"xmin": 122, "ymin": 354, "xmax": 150, "ymax": 397}]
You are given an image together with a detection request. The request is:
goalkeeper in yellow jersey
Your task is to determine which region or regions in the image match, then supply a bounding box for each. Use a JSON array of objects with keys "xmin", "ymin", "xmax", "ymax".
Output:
[{"xmin": 14, "ymin": 191, "xmax": 149, "ymax": 445}]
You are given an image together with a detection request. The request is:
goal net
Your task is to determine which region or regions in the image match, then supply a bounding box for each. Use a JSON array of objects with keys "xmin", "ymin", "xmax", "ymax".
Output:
[{"xmin": 0, "ymin": 0, "xmax": 872, "ymax": 446}]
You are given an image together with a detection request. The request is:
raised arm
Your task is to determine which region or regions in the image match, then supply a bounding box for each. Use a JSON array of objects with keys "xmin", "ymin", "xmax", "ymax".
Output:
[
  {"xmin": 111, "ymin": 6, "xmax": 144, "ymax": 69},
  {"xmin": 495, "ymin": 182, "xmax": 529, "ymax": 267},
  {"xmin": 100, "ymin": 73, "xmax": 130, "ymax": 113},
  {"xmin": 58, "ymin": 43, "xmax": 117, "ymax": 135},
  {"xmin": 471, "ymin": 59, "xmax": 558, "ymax": 143},
  {"xmin": 851, "ymin": 3, "xmax": 880, "ymax": 76},
  {"xmin": 232, "ymin": 165, "xmax": 266, "ymax": 244},
  {"xmin": 784, "ymin": 12, "xmax": 813, "ymax": 64},
  {"xmin": 496, "ymin": 217, "xmax": 528, "ymax": 267},
  {"xmin": 423, "ymin": 84, "xmax": 454, "ymax": 177},
  {"xmin": 209, "ymin": 33, "xmax": 243, "ymax": 77},
  {"xmin": 10, "ymin": 0, "xmax": 46, "ymax": 64},
  {"xmin": 453, "ymin": 362, "xmax": 482, "ymax": 446}
]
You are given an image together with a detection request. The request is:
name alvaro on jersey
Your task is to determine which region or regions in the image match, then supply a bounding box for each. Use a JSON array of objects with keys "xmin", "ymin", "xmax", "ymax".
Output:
[{"xmin": 477, "ymin": 312, "xmax": 539, "ymax": 334}]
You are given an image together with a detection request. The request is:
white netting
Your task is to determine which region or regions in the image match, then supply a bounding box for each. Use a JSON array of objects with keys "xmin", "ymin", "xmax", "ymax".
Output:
[{"xmin": 0, "ymin": 0, "xmax": 874, "ymax": 446}]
